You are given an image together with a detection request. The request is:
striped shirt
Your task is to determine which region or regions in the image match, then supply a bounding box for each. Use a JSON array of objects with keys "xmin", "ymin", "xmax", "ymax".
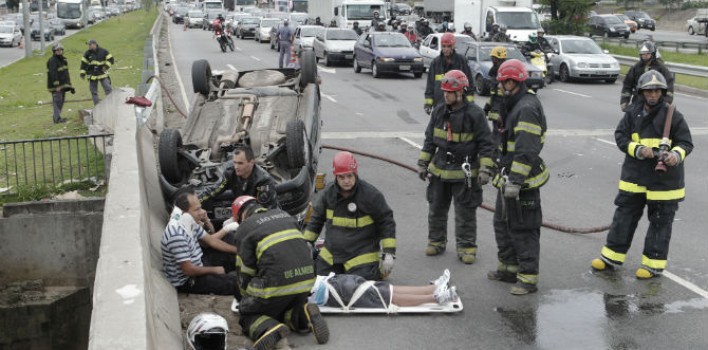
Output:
[{"xmin": 161, "ymin": 218, "xmax": 206, "ymax": 287}]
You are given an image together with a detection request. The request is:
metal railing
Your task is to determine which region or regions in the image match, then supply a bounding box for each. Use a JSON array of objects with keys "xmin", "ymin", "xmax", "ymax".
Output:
[
  {"xmin": 612, "ymin": 54, "xmax": 708, "ymax": 77},
  {"xmin": 595, "ymin": 36, "xmax": 708, "ymax": 54},
  {"xmin": 0, "ymin": 134, "xmax": 113, "ymax": 196}
]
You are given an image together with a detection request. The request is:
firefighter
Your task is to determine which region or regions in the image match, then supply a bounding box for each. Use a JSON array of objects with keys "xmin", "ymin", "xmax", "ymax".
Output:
[
  {"xmin": 231, "ymin": 196, "xmax": 329, "ymax": 350},
  {"xmin": 620, "ymin": 42, "xmax": 674, "ymax": 112},
  {"xmin": 485, "ymin": 59, "xmax": 549, "ymax": 295},
  {"xmin": 80, "ymin": 39, "xmax": 114, "ymax": 105},
  {"xmin": 424, "ymin": 33, "xmax": 474, "ymax": 114},
  {"xmin": 304, "ymin": 151, "xmax": 397, "ymax": 281},
  {"xmin": 591, "ymin": 71, "xmax": 693, "ymax": 279},
  {"xmin": 417, "ymin": 70, "xmax": 495, "ymax": 264},
  {"xmin": 483, "ymin": 46, "xmax": 507, "ymax": 136}
]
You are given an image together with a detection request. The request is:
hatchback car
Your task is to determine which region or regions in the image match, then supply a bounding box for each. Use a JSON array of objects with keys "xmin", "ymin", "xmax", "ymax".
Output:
[
  {"xmin": 353, "ymin": 32, "xmax": 425, "ymax": 78},
  {"xmin": 588, "ymin": 15, "xmax": 630, "ymax": 39},
  {"xmin": 313, "ymin": 28, "xmax": 358, "ymax": 66},
  {"xmin": 293, "ymin": 25, "xmax": 324, "ymax": 54},
  {"xmin": 255, "ymin": 18, "xmax": 281, "ymax": 43},
  {"xmin": 172, "ymin": 6, "xmax": 188, "ymax": 24},
  {"xmin": 418, "ymin": 33, "xmax": 475, "ymax": 70},
  {"xmin": 546, "ymin": 35, "xmax": 620, "ymax": 83},
  {"xmin": 30, "ymin": 20, "xmax": 54, "ymax": 41},
  {"xmin": 235, "ymin": 16, "xmax": 260, "ymax": 39},
  {"xmin": 686, "ymin": 15, "xmax": 707, "ymax": 36},
  {"xmin": 460, "ymin": 41, "xmax": 543, "ymax": 95},
  {"xmin": 185, "ymin": 10, "xmax": 204, "ymax": 28},
  {"xmin": 0, "ymin": 25, "xmax": 22, "ymax": 47},
  {"xmin": 624, "ymin": 10, "xmax": 655, "ymax": 31}
]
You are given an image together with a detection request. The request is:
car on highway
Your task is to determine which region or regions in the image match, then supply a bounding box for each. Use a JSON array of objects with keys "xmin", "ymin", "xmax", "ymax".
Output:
[
  {"xmin": 158, "ymin": 51, "xmax": 321, "ymax": 227},
  {"xmin": 48, "ymin": 18, "xmax": 67, "ymax": 36},
  {"xmin": 313, "ymin": 28, "xmax": 358, "ymax": 66},
  {"xmin": 686, "ymin": 14, "xmax": 707, "ymax": 36},
  {"xmin": 545, "ymin": 35, "xmax": 620, "ymax": 83},
  {"xmin": 588, "ymin": 14, "xmax": 630, "ymax": 39},
  {"xmin": 460, "ymin": 41, "xmax": 543, "ymax": 95},
  {"xmin": 202, "ymin": 10, "xmax": 222, "ymax": 31},
  {"xmin": 185, "ymin": 10, "xmax": 204, "ymax": 28},
  {"xmin": 289, "ymin": 12, "xmax": 309, "ymax": 26},
  {"xmin": 293, "ymin": 25, "xmax": 324, "ymax": 54},
  {"xmin": 614, "ymin": 14, "xmax": 637, "ymax": 33},
  {"xmin": 418, "ymin": 33, "xmax": 475, "ymax": 70},
  {"xmin": 172, "ymin": 6, "xmax": 188, "ymax": 24},
  {"xmin": 235, "ymin": 16, "xmax": 260, "ymax": 39},
  {"xmin": 624, "ymin": 10, "xmax": 655, "ymax": 31},
  {"xmin": 0, "ymin": 25, "xmax": 22, "ymax": 47},
  {"xmin": 30, "ymin": 20, "xmax": 54, "ymax": 41},
  {"xmin": 353, "ymin": 31, "xmax": 425, "ymax": 78},
  {"xmin": 255, "ymin": 17, "xmax": 281, "ymax": 43}
]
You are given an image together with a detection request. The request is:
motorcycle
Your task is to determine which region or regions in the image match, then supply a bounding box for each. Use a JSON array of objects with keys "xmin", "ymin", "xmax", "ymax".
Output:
[
  {"xmin": 528, "ymin": 49, "xmax": 555, "ymax": 86},
  {"xmin": 215, "ymin": 28, "xmax": 234, "ymax": 53}
]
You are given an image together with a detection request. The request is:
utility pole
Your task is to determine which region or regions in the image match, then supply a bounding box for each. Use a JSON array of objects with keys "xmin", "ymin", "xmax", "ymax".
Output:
[
  {"xmin": 21, "ymin": 0, "xmax": 31, "ymax": 57},
  {"xmin": 39, "ymin": 0, "xmax": 45, "ymax": 52}
]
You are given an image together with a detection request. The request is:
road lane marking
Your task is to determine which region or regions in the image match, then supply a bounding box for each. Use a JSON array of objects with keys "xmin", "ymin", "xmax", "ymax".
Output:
[
  {"xmin": 250, "ymin": 56, "xmax": 261, "ymax": 61},
  {"xmin": 323, "ymin": 132, "xmax": 421, "ymax": 139},
  {"xmin": 227, "ymin": 64, "xmax": 237, "ymax": 71},
  {"xmin": 664, "ymin": 271, "xmax": 708, "ymax": 299},
  {"xmin": 168, "ymin": 23, "xmax": 190, "ymax": 112},
  {"xmin": 321, "ymin": 93, "xmax": 337, "ymax": 103},
  {"xmin": 399, "ymin": 137, "xmax": 423, "ymax": 149},
  {"xmin": 594, "ymin": 137, "xmax": 616, "ymax": 146},
  {"xmin": 552, "ymin": 89, "xmax": 592, "ymax": 98},
  {"xmin": 318, "ymin": 67, "xmax": 336, "ymax": 74}
]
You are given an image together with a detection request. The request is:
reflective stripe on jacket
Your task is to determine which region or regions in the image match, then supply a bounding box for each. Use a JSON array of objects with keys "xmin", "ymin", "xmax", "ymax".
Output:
[
  {"xmin": 80, "ymin": 46, "xmax": 114, "ymax": 80},
  {"xmin": 424, "ymin": 52, "xmax": 474, "ymax": 106},
  {"xmin": 47, "ymin": 54, "xmax": 73, "ymax": 91}
]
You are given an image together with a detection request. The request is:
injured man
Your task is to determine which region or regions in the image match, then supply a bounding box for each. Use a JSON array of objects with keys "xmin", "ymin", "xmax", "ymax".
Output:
[{"xmin": 308, "ymin": 269, "xmax": 461, "ymax": 313}]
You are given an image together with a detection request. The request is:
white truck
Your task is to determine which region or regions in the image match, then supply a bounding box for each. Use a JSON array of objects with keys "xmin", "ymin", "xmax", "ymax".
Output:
[
  {"xmin": 308, "ymin": 0, "xmax": 388, "ymax": 29},
  {"xmin": 453, "ymin": 0, "xmax": 537, "ymax": 42},
  {"xmin": 422, "ymin": 0, "xmax": 453, "ymax": 22}
]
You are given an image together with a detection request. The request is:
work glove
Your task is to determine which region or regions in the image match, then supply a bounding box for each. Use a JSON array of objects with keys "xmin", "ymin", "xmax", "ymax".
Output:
[
  {"xmin": 418, "ymin": 167, "xmax": 429, "ymax": 181},
  {"xmin": 222, "ymin": 222, "xmax": 240, "ymax": 233},
  {"xmin": 636, "ymin": 146, "xmax": 654, "ymax": 160},
  {"xmin": 660, "ymin": 150, "xmax": 680, "ymax": 167},
  {"xmin": 503, "ymin": 182, "xmax": 521, "ymax": 199},
  {"xmin": 478, "ymin": 167, "xmax": 492, "ymax": 186},
  {"xmin": 80, "ymin": 73, "xmax": 86, "ymax": 80},
  {"xmin": 69, "ymin": 87, "xmax": 75, "ymax": 94},
  {"xmin": 380, "ymin": 253, "xmax": 395, "ymax": 279},
  {"xmin": 424, "ymin": 103, "xmax": 432, "ymax": 115},
  {"xmin": 620, "ymin": 102, "xmax": 627, "ymax": 112}
]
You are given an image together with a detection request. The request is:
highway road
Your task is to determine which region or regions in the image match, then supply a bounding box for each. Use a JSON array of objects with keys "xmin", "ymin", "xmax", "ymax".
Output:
[{"xmin": 163, "ymin": 20, "xmax": 708, "ymax": 349}]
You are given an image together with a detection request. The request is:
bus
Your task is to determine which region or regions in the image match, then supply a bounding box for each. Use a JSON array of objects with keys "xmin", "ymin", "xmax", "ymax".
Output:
[{"xmin": 56, "ymin": 0, "xmax": 88, "ymax": 28}]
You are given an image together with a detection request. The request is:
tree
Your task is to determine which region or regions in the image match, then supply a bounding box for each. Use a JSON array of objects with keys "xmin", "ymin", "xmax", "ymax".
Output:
[
  {"xmin": 7, "ymin": 0, "xmax": 19, "ymax": 11},
  {"xmin": 539, "ymin": 0, "xmax": 596, "ymax": 35}
]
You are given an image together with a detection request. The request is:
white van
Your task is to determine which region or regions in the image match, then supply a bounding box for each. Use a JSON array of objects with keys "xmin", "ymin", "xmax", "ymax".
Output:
[{"xmin": 484, "ymin": 6, "xmax": 540, "ymax": 42}]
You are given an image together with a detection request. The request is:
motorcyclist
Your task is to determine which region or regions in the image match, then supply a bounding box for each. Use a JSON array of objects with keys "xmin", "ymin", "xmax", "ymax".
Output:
[
  {"xmin": 484, "ymin": 23, "xmax": 499, "ymax": 42},
  {"xmin": 417, "ymin": 18, "xmax": 434, "ymax": 38},
  {"xmin": 620, "ymin": 42, "xmax": 674, "ymax": 112},
  {"xmin": 375, "ymin": 21, "xmax": 386, "ymax": 32},
  {"xmin": 460, "ymin": 22, "xmax": 477, "ymax": 41},
  {"xmin": 404, "ymin": 23, "xmax": 418, "ymax": 44},
  {"xmin": 329, "ymin": 19, "xmax": 337, "ymax": 27},
  {"xmin": 314, "ymin": 16, "xmax": 324, "ymax": 26},
  {"xmin": 535, "ymin": 28, "xmax": 553, "ymax": 53},
  {"xmin": 521, "ymin": 33, "xmax": 542, "ymax": 56},
  {"xmin": 399, "ymin": 21, "xmax": 408, "ymax": 34},
  {"xmin": 371, "ymin": 10, "xmax": 384, "ymax": 29},
  {"xmin": 492, "ymin": 24, "xmax": 511, "ymax": 42},
  {"xmin": 352, "ymin": 21, "xmax": 363, "ymax": 36}
]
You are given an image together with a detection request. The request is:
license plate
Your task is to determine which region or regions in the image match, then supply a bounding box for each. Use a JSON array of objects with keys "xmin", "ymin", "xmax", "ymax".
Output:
[
  {"xmin": 399, "ymin": 65, "xmax": 411, "ymax": 71},
  {"xmin": 345, "ymin": 54, "xmax": 353, "ymax": 59},
  {"xmin": 214, "ymin": 207, "xmax": 232, "ymax": 220}
]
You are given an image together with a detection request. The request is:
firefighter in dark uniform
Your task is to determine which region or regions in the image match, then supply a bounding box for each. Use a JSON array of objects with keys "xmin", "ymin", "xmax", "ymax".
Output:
[
  {"xmin": 485, "ymin": 59, "xmax": 549, "ymax": 295},
  {"xmin": 620, "ymin": 42, "xmax": 674, "ymax": 112},
  {"xmin": 80, "ymin": 39, "xmax": 114, "ymax": 106},
  {"xmin": 424, "ymin": 33, "xmax": 474, "ymax": 114},
  {"xmin": 483, "ymin": 46, "xmax": 507, "ymax": 139},
  {"xmin": 231, "ymin": 196, "xmax": 329, "ymax": 350},
  {"xmin": 417, "ymin": 70, "xmax": 495, "ymax": 264},
  {"xmin": 46, "ymin": 42, "xmax": 74, "ymax": 124},
  {"xmin": 592, "ymin": 71, "xmax": 693, "ymax": 279},
  {"xmin": 304, "ymin": 152, "xmax": 396, "ymax": 280}
]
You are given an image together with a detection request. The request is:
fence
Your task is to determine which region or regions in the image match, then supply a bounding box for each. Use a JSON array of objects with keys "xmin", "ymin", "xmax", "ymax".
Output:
[{"xmin": 0, "ymin": 134, "xmax": 113, "ymax": 196}]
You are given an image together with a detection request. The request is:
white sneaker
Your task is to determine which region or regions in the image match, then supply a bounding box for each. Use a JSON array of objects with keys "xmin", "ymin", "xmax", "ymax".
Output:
[
  {"xmin": 430, "ymin": 269, "xmax": 451, "ymax": 291},
  {"xmin": 434, "ymin": 286, "xmax": 458, "ymax": 304}
]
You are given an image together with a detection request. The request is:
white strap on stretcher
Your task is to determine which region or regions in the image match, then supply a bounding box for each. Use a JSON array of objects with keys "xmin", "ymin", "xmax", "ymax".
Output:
[{"xmin": 325, "ymin": 280, "xmax": 393, "ymax": 313}]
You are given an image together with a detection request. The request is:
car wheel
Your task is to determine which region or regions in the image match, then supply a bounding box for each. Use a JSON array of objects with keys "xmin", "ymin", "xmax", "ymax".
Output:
[
  {"xmin": 475, "ymin": 74, "xmax": 489, "ymax": 96},
  {"xmin": 299, "ymin": 49, "xmax": 317, "ymax": 88},
  {"xmin": 159, "ymin": 129, "xmax": 189, "ymax": 185},
  {"xmin": 688, "ymin": 26, "xmax": 694, "ymax": 35},
  {"xmin": 559, "ymin": 64, "xmax": 570, "ymax": 83},
  {"xmin": 372, "ymin": 62, "xmax": 379, "ymax": 78},
  {"xmin": 605, "ymin": 78, "xmax": 617, "ymax": 84},
  {"xmin": 354, "ymin": 57, "xmax": 361, "ymax": 73},
  {"xmin": 192, "ymin": 59, "xmax": 212, "ymax": 95},
  {"xmin": 624, "ymin": 33, "xmax": 629, "ymax": 39},
  {"xmin": 650, "ymin": 26, "xmax": 655, "ymax": 32},
  {"xmin": 286, "ymin": 119, "xmax": 307, "ymax": 168}
]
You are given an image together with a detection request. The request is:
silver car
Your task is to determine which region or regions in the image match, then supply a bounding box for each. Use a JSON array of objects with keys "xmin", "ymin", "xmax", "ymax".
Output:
[
  {"xmin": 418, "ymin": 33, "xmax": 475, "ymax": 70},
  {"xmin": 185, "ymin": 10, "xmax": 204, "ymax": 28},
  {"xmin": 546, "ymin": 35, "xmax": 620, "ymax": 84},
  {"xmin": 313, "ymin": 28, "xmax": 358, "ymax": 66},
  {"xmin": 686, "ymin": 15, "xmax": 707, "ymax": 36},
  {"xmin": 0, "ymin": 25, "xmax": 22, "ymax": 47},
  {"xmin": 293, "ymin": 25, "xmax": 324, "ymax": 54},
  {"xmin": 255, "ymin": 18, "xmax": 281, "ymax": 43}
]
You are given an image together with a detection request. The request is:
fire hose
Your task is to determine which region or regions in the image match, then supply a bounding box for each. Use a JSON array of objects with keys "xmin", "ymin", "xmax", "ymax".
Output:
[{"xmin": 322, "ymin": 144, "xmax": 611, "ymax": 234}]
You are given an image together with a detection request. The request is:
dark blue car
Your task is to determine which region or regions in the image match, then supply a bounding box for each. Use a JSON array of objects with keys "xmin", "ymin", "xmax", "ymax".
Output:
[
  {"xmin": 353, "ymin": 32, "xmax": 425, "ymax": 78},
  {"xmin": 459, "ymin": 41, "xmax": 544, "ymax": 95}
]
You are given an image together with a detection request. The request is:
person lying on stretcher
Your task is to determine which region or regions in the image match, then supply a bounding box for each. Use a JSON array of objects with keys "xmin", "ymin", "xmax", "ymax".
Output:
[{"xmin": 308, "ymin": 270, "xmax": 458, "ymax": 308}]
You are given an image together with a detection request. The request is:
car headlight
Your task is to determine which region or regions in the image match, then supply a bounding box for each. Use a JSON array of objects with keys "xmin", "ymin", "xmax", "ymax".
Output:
[
  {"xmin": 378, "ymin": 57, "xmax": 395, "ymax": 62},
  {"xmin": 530, "ymin": 71, "xmax": 542, "ymax": 78},
  {"xmin": 611, "ymin": 62, "xmax": 619, "ymax": 69},
  {"xmin": 609, "ymin": 27, "xmax": 615, "ymax": 32},
  {"xmin": 577, "ymin": 62, "xmax": 588, "ymax": 69},
  {"xmin": 413, "ymin": 57, "xmax": 423, "ymax": 62}
]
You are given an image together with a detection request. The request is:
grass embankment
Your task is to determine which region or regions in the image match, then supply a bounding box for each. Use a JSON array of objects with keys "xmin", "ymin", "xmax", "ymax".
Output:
[
  {"xmin": 600, "ymin": 43, "xmax": 708, "ymax": 91},
  {"xmin": 0, "ymin": 9, "xmax": 158, "ymax": 204}
]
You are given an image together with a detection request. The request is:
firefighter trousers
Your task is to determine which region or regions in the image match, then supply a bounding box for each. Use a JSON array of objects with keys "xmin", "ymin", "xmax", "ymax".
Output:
[
  {"xmin": 89, "ymin": 77, "xmax": 113, "ymax": 105},
  {"xmin": 602, "ymin": 193, "xmax": 678, "ymax": 269},
  {"xmin": 51, "ymin": 91, "xmax": 65, "ymax": 121},
  {"xmin": 239, "ymin": 293, "xmax": 311, "ymax": 341},
  {"xmin": 427, "ymin": 177, "xmax": 482, "ymax": 248},
  {"xmin": 492, "ymin": 188, "xmax": 542, "ymax": 280}
]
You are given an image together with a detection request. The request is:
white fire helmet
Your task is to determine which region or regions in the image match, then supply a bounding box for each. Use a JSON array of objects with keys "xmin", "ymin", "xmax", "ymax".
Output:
[{"xmin": 187, "ymin": 312, "xmax": 229, "ymax": 350}]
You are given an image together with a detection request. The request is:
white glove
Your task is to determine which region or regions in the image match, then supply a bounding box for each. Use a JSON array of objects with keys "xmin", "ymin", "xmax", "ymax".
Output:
[
  {"xmin": 380, "ymin": 254, "xmax": 395, "ymax": 278},
  {"xmin": 222, "ymin": 222, "xmax": 240, "ymax": 233}
]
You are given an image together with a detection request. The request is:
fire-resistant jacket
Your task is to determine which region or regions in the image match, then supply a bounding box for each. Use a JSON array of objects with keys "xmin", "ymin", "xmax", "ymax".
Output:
[
  {"xmin": 621, "ymin": 59, "xmax": 674, "ymax": 106},
  {"xmin": 418, "ymin": 101, "xmax": 496, "ymax": 181},
  {"xmin": 235, "ymin": 208, "xmax": 315, "ymax": 299},
  {"xmin": 197, "ymin": 163, "xmax": 278, "ymax": 209},
  {"xmin": 424, "ymin": 52, "xmax": 474, "ymax": 106},
  {"xmin": 47, "ymin": 54, "xmax": 73, "ymax": 92},
  {"xmin": 80, "ymin": 46, "xmax": 114, "ymax": 80},
  {"xmin": 303, "ymin": 179, "xmax": 396, "ymax": 266},
  {"xmin": 493, "ymin": 87, "xmax": 549, "ymax": 188},
  {"xmin": 615, "ymin": 102, "xmax": 693, "ymax": 201}
]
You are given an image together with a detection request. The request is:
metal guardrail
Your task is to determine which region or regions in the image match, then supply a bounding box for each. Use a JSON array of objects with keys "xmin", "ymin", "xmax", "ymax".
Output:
[
  {"xmin": 596, "ymin": 36, "xmax": 708, "ymax": 54},
  {"xmin": 612, "ymin": 54, "xmax": 708, "ymax": 77},
  {"xmin": 0, "ymin": 134, "xmax": 113, "ymax": 196}
]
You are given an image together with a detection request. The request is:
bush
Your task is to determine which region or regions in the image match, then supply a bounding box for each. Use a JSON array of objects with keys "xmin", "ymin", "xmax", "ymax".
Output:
[{"xmin": 682, "ymin": 1, "xmax": 708, "ymax": 9}]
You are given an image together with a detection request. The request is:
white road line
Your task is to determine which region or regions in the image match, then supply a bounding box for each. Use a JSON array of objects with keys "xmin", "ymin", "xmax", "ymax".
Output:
[
  {"xmin": 318, "ymin": 67, "xmax": 336, "ymax": 74},
  {"xmin": 227, "ymin": 64, "xmax": 237, "ymax": 71},
  {"xmin": 236, "ymin": 47, "xmax": 242, "ymax": 51},
  {"xmin": 399, "ymin": 137, "xmax": 423, "ymax": 149},
  {"xmin": 664, "ymin": 271, "xmax": 708, "ymax": 299},
  {"xmin": 250, "ymin": 56, "xmax": 261, "ymax": 61},
  {"xmin": 322, "ymin": 131, "xmax": 421, "ymax": 139},
  {"xmin": 593, "ymin": 137, "xmax": 616, "ymax": 146},
  {"xmin": 167, "ymin": 23, "xmax": 190, "ymax": 112},
  {"xmin": 552, "ymin": 89, "xmax": 592, "ymax": 98},
  {"xmin": 321, "ymin": 93, "xmax": 337, "ymax": 103}
]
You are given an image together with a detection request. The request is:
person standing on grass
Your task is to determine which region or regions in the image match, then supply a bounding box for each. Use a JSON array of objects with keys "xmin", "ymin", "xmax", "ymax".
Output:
[
  {"xmin": 46, "ymin": 42, "xmax": 74, "ymax": 124},
  {"xmin": 80, "ymin": 39, "xmax": 114, "ymax": 106}
]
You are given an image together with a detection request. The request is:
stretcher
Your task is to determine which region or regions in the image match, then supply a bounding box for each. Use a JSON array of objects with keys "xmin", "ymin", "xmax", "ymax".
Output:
[{"xmin": 230, "ymin": 281, "xmax": 464, "ymax": 315}]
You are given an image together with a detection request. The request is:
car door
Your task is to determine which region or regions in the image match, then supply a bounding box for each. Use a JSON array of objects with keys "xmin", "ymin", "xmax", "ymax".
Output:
[
  {"xmin": 357, "ymin": 34, "xmax": 374, "ymax": 68},
  {"xmin": 418, "ymin": 35, "xmax": 433, "ymax": 65},
  {"xmin": 314, "ymin": 32, "xmax": 324, "ymax": 58}
]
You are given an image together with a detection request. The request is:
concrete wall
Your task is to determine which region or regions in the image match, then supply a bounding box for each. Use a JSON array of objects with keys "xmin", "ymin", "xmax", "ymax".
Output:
[{"xmin": 0, "ymin": 199, "xmax": 104, "ymax": 286}]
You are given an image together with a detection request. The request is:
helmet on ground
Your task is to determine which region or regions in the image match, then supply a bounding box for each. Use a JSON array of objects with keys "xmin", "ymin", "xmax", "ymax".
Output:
[
  {"xmin": 496, "ymin": 59, "xmax": 528, "ymax": 82},
  {"xmin": 499, "ymin": 24, "xmax": 507, "ymax": 33},
  {"xmin": 490, "ymin": 46, "xmax": 507, "ymax": 59},
  {"xmin": 441, "ymin": 33, "xmax": 456, "ymax": 46},
  {"xmin": 52, "ymin": 42, "xmax": 64, "ymax": 51},
  {"xmin": 440, "ymin": 70, "xmax": 469, "ymax": 92},
  {"xmin": 637, "ymin": 70, "xmax": 667, "ymax": 91},
  {"xmin": 528, "ymin": 33, "xmax": 537, "ymax": 44},
  {"xmin": 537, "ymin": 27, "xmax": 545, "ymax": 34},
  {"xmin": 186, "ymin": 313, "xmax": 228, "ymax": 350},
  {"xmin": 464, "ymin": 22, "xmax": 472, "ymax": 30},
  {"xmin": 231, "ymin": 195, "xmax": 256, "ymax": 221},
  {"xmin": 333, "ymin": 151, "xmax": 358, "ymax": 176}
]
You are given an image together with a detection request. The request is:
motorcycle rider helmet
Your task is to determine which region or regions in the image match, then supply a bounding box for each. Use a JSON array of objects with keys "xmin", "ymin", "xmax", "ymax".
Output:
[
  {"xmin": 490, "ymin": 46, "xmax": 507, "ymax": 59},
  {"xmin": 231, "ymin": 196, "xmax": 256, "ymax": 223},
  {"xmin": 333, "ymin": 151, "xmax": 358, "ymax": 176},
  {"xmin": 52, "ymin": 42, "xmax": 64, "ymax": 51},
  {"xmin": 528, "ymin": 33, "xmax": 537, "ymax": 44},
  {"xmin": 446, "ymin": 23, "xmax": 455, "ymax": 32},
  {"xmin": 499, "ymin": 24, "xmax": 507, "ymax": 33},
  {"xmin": 353, "ymin": 21, "xmax": 359, "ymax": 27},
  {"xmin": 373, "ymin": 10, "xmax": 379, "ymax": 17},
  {"xmin": 217, "ymin": 14, "xmax": 224, "ymax": 21},
  {"xmin": 376, "ymin": 22, "xmax": 385, "ymax": 30},
  {"xmin": 492, "ymin": 23, "xmax": 499, "ymax": 32},
  {"xmin": 464, "ymin": 22, "xmax": 472, "ymax": 31},
  {"xmin": 637, "ymin": 70, "xmax": 667, "ymax": 92},
  {"xmin": 441, "ymin": 32, "xmax": 456, "ymax": 46},
  {"xmin": 639, "ymin": 42, "xmax": 656, "ymax": 61},
  {"xmin": 186, "ymin": 313, "xmax": 229, "ymax": 350},
  {"xmin": 496, "ymin": 59, "xmax": 528, "ymax": 82},
  {"xmin": 440, "ymin": 70, "xmax": 469, "ymax": 92},
  {"xmin": 537, "ymin": 27, "xmax": 545, "ymax": 35}
]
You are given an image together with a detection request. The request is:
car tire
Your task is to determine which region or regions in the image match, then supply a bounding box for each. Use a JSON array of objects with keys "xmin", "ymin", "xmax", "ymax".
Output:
[
  {"xmin": 286, "ymin": 119, "xmax": 307, "ymax": 169},
  {"xmin": 605, "ymin": 78, "xmax": 616, "ymax": 84},
  {"xmin": 688, "ymin": 26, "xmax": 694, "ymax": 35},
  {"xmin": 624, "ymin": 33, "xmax": 629, "ymax": 39},
  {"xmin": 559, "ymin": 64, "xmax": 571, "ymax": 83},
  {"xmin": 372, "ymin": 62, "xmax": 379, "ymax": 78},
  {"xmin": 354, "ymin": 57, "xmax": 361, "ymax": 73},
  {"xmin": 650, "ymin": 26, "xmax": 655, "ymax": 32},
  {"xmin": 159, "ymin": 129, "xmax": 188, "ymax": 185},
  {"xmin": 475, "ymin": 74, "xmax": 489, "ymax": 96},
  {"xmin": 192, "ymin": 59, "xmax": 212, "ymax": 95},
  {"xmin": 299, "ymin": 49, "xmax": 317, "ymax": 88}
]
